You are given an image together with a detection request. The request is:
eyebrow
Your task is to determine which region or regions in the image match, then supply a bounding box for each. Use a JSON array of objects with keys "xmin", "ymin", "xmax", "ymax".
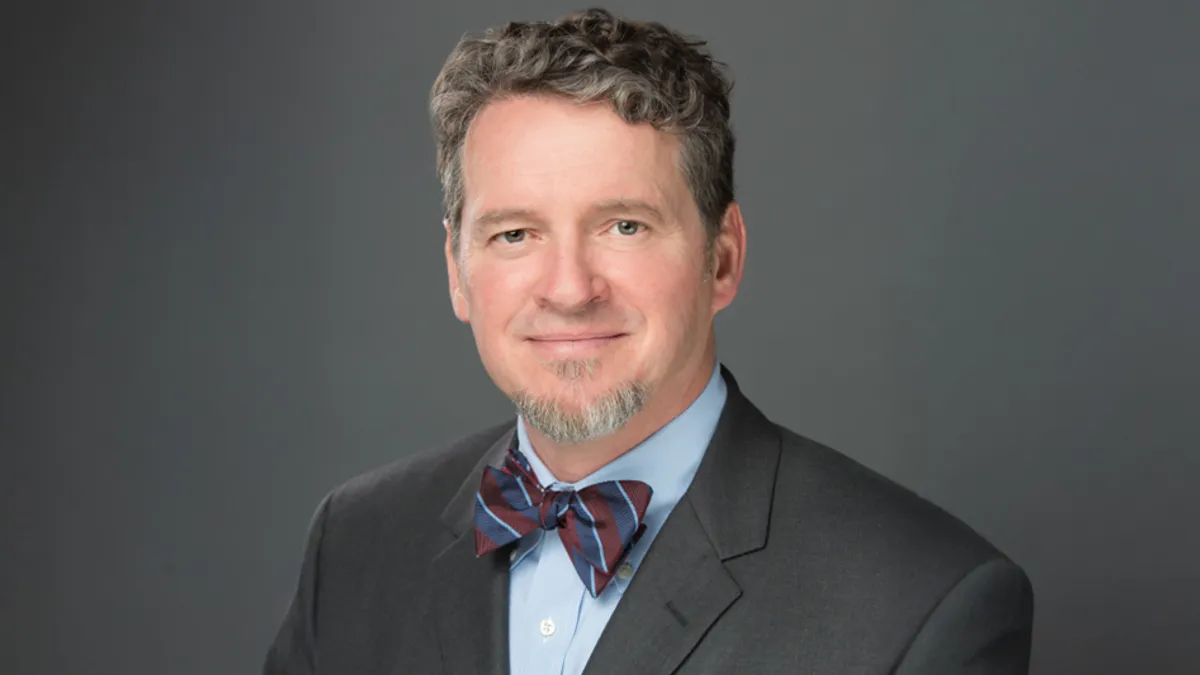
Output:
[
  {"xmin": 587, "ymin": 198, "xmax": 666, "ymax": 223},
  {"xmin": 471, "ymin": 208, "xmax": 545, "ymax": 231}
]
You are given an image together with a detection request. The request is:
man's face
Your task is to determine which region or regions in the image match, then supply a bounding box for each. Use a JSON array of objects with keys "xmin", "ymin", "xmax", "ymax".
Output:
[{"xmin": 445, "ymin": 95, "xmax": 738, "ymax": 441}]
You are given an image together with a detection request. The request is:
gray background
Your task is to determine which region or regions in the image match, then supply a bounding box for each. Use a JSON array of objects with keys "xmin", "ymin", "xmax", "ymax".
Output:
[{"xmin": 3, "ymin": 1, "xmax": 1197, "ymax": 674}]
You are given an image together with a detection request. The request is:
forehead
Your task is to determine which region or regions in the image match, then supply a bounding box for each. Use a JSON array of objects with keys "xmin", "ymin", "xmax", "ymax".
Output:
[{"xmin": 460, "ymin": 96, "xmax": 690, "ymax": 220}]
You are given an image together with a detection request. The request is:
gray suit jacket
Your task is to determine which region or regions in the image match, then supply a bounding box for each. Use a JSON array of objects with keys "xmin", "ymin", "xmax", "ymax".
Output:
[{"xmin": 265, "ymin": 368, "xmax": 1034, "ymax": 674}]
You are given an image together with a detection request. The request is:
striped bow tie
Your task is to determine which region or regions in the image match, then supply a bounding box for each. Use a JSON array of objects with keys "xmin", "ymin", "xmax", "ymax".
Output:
[{"xmin": 474, "ymin": 444, "xmax": 653, "ymax": 597}]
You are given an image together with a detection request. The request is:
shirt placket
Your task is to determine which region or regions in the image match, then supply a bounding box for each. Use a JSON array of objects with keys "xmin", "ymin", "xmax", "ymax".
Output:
[{"xmin": 522, "ymin": 527, "xmax": 585, "ymax": 674}]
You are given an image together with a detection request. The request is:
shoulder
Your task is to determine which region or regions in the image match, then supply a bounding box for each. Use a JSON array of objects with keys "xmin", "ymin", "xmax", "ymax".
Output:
[
  {"xmin": 766, "ymin": 427, "xmax": 1034, "ymax": 668},
  {"xmin": 771, "ymin": 424, "xmax": 1009, "ymax": 573},
  {"xmin": 318, "ymin": 420, "xmax": 513, "ymax": 540}
]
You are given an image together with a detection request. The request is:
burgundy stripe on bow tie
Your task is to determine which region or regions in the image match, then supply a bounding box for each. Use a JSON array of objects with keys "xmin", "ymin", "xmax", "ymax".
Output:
[{"xmin": 474, "ymin": 445, "xmax": 652, "ymax": 597}]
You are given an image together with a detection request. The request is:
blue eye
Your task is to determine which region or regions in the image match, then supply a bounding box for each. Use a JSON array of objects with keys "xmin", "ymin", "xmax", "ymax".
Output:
[
  {"xmin": 613, "ymin": 220, "xmax": 642, "ymax": 236},
  {"xmin": 499, "ymin": 230, "xmax": 526, "ymax": 243}
]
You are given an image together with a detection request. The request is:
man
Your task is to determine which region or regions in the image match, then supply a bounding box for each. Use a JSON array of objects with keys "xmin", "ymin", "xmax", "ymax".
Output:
[{"xmin": 265, "ymin": 8, "xmax": 1034, "ymax": 674}]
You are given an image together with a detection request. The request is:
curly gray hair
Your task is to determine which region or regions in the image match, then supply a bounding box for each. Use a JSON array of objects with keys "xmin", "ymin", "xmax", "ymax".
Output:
[{"xmin": 430, "ymin": 8, "xmax": 735, "ymax": 254}]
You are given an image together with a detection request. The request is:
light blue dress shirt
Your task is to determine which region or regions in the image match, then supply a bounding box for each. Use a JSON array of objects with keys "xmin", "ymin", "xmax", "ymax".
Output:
[{"xmin": 507, "ymin": 361, "xmax": 727, "ymax": 675}]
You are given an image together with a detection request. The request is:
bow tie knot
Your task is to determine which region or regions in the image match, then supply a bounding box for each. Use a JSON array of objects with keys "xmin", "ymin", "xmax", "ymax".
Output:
[
  {"xmin": 536, "ymin": 489, "xmax": 573, "ymax": 530},
  {"xmin": 474, "ymin": 444, "xmax": 653, "ymax": 597}
]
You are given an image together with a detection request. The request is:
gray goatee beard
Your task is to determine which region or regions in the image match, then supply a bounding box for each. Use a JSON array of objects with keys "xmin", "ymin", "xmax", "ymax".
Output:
[{"xmin": 511, "ymin": 359, "xmax": 649, "ymax": 444}]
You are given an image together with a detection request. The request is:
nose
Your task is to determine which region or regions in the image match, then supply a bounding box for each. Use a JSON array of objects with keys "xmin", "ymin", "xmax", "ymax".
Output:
[{"xmin": 534, "ymin": 234, "xmax": 606, "ymax": 314}]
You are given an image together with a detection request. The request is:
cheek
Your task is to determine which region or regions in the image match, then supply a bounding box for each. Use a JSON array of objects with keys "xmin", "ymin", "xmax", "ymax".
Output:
[
  {"xmin": 465, "ymin": 264, "xmax": 530, "ymax": 330},
  {"xmin": 612, "ymin": 255, "xmax": 706, "ymax": 324}
]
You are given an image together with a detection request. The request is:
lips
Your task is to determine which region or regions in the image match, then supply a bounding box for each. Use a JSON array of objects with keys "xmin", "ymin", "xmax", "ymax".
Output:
[
  {"xmin": 525, "ymin": 333, "xmax": 627, "ymax": 356},
  {"xmin": 527, "ymin": 333, "xmax": 625, "ymax": 341}
]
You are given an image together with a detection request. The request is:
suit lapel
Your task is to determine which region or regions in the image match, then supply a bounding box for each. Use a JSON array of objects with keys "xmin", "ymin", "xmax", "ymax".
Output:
[
  {"xmin": 579, "ymin": 496, "xmax": 742, "ymax": 675},
  {"xmin": 583, "ymin": 366, "xmax": 783, "ymax": 675},
  {"xmin": 430, "ymin": 428, "xmax": 516, "ymax": 675}
]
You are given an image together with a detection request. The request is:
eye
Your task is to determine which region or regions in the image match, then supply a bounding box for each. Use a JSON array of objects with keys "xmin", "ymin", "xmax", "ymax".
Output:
[
  {"xmin": 497, "ymin": 229, "xmax": 526, "ymax": 244},
  {"xmin": 612, "ymin": 220, "xmax": 643, "ymax": 236}
]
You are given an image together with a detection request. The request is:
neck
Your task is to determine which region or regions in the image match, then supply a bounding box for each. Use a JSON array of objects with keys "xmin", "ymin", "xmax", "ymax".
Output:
[{"xmin": 524, "ymin": 346, "xmax": 717, "ymax": 483}]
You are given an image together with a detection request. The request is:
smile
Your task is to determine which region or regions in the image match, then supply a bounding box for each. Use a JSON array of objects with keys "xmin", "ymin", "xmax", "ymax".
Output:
[{"xmin": 526, "ymin": 333, "xmax": 627, "ymax": 357}]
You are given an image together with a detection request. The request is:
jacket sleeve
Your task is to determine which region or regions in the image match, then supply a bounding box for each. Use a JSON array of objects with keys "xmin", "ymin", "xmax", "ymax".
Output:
[
  {"xmin": 892, "ymin": 557, "xmax": 1035, "ymax": 675},
  {"xmin": 263, "ymin": 494, "xmax": 333, "ymax": 675}
]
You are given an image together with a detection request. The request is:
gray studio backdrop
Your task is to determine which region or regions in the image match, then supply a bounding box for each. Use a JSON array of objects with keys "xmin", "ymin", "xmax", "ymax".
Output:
[{"xmin": 3, "ymin": 1, "xmax": 1197, "ymax": 674}]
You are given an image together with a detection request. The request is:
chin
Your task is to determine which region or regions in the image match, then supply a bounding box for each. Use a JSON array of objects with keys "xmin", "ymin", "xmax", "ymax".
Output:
[{"xmin": 510, "ymin": 372, "xmax": 652, "ymax": 444}]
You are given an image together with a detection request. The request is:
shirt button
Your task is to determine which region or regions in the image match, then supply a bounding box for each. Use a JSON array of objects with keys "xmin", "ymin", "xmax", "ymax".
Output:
[
  {"xmin": 509, "ymin": 549, "xmax": 518, "ymax": 562},
  {"xmin": 617, "ymin": 563, "xmax": 634, "ymax": 580},
  {"xmin": 539, "ymin": 618, "xmax": 556, "ymax": 637}
]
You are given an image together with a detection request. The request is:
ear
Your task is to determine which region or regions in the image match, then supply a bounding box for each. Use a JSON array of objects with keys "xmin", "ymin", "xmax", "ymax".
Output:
[
  {"xmin": 709, "ymin": 201, "xmax": 747, "ymax": 315},
  {"xmin": 444, "ymin": 219, "xmax": 470, "ymax": 323}
]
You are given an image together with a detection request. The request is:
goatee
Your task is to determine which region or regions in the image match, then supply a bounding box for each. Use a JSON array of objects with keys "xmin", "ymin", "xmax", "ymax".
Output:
[{"xmin": 511, "ymin": 359, "xmax": 649, "ymax": 444}]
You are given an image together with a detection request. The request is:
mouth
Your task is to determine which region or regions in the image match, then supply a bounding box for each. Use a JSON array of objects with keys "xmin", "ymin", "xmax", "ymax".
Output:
[{"xmin": 525, "ymin": 333, "xmax": 628, "ymax": 357}]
